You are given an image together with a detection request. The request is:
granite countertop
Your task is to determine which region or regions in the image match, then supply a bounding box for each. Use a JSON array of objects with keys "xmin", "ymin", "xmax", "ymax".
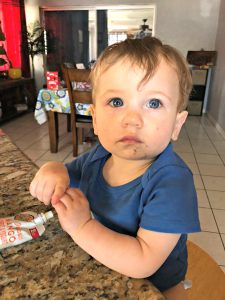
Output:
[{"xmin": 0, "ymin": 132, "xmax": 165, "ymax": 300}]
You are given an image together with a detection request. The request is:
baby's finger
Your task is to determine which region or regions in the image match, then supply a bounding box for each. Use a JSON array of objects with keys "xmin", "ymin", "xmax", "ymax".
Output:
[
  {"xmin": 30, "ymin": 178, "xmax": 44, "ymax": 201},
  {"xmin": 51, "ymin": 184, "xmax": 67, "ymax": 205},
  {"xmin": 42, "ymin": 183, "xmax": 55, "ymax": 205},
  {"xmin": 29, "ymin": 177, "xmax": 38, "ymax": 198},
  {"xmin": 34, "ymin": 180, "xmax": 47, "ymax": 203},
  {"xmin": 58, "ymin": 193, "xmax": 73, "ymax": 208},
  {"xmin": 52, "ymin": 200, "xmax": 67, "ymax": 215}
]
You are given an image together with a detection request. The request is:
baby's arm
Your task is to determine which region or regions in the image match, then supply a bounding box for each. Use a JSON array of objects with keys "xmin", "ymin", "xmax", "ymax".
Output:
[
  {"xmin": 54, "ymin": 188, "xmax": 180, "ymax": 278},
  {"xmin": 30, "ymin": 161, "xmax": 70, "ymax": 205}
]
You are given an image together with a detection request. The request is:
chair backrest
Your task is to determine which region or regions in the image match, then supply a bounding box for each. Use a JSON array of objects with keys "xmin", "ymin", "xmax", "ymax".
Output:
[
  {"xmin": 187, "ymin": 240, "xmax": 225, "ymax": 300},
  {"xmin": 62, "ymin": 65, "xmax": 92, "ymax": 117},
  {"xmin": 62, "ymin": 62, "xmax": 77, "ymax": 69}
]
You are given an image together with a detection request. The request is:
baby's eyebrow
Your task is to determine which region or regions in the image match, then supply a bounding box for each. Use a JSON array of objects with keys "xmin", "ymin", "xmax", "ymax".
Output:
[
  {"xmin": 145, "ymin": 90, "xmax": 173, "ymax": 102},
  {"xmin": 104, "ymin": 89, "xmax": 123, "ymax": 93},
  {"xmin": 99, "ymin": 89, "xmax": 124, "ymax": 98}
]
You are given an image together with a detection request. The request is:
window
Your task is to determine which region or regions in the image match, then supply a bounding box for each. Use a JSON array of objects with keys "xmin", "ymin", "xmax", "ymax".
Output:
[{"xmin": 108, "ymin": 32, "xmax": 127, "ymax": 46}]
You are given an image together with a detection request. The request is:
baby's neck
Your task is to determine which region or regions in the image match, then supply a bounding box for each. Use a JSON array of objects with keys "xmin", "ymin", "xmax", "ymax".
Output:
[{"xmin": 103, "ymin": 156, "xmax": 153, "ymax": 187}]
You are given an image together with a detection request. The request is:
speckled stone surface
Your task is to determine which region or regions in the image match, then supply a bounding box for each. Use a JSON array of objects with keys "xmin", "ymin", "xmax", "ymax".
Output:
[{"xmin": 0, "ymin": 132, "xmax": 165, "ymax": 300}]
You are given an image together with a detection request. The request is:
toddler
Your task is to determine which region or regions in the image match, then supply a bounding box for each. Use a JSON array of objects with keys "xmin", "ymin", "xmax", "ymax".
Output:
[{"xmin": 30, "ymin": 37, "xmax": 200, "ymax": 300}]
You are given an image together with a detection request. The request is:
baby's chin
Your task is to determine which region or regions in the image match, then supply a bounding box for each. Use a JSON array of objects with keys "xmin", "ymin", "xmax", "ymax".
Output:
[{"xmin": 111, "ymin": 148, "xmax": 157, "ymax": 162}]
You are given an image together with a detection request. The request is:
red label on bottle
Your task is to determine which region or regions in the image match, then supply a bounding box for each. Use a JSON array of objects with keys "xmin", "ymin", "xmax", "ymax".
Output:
[{"xmin": 29, "ymin": 228, "xmax": 40, "ymax": 239}]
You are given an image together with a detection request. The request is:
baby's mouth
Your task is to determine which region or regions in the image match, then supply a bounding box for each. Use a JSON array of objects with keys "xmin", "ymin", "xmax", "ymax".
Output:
[{"xmin": 118, "ymin": 136, "xmax": 142, "ymax": 144}]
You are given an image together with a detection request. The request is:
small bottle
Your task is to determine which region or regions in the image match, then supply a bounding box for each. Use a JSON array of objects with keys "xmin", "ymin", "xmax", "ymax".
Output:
[
  {"xmin": 0, "ymin": 210, "xmax": 54, "ymax": 249},
  {"xmin": 13, "ymin": 210, "xmax": 54, "ymax": 228},
  {"xmin": 32, "ymin": 211, "xmax": 54, "ymax": 226}
]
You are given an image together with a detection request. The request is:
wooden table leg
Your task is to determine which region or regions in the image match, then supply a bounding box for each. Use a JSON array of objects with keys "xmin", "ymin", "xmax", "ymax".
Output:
[
  {"xmin": 67, "ymin": 114, "xmax": 71, "ymax": 132},
  {"xmin": 47, "ymin": 111, "xmax": 59, "ymax": 153}
]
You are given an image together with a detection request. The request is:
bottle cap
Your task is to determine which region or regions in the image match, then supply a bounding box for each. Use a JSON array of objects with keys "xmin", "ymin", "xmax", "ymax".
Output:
[{"xmin": 45, "ymin": 211, "xmax": 54, "ymax": 220}]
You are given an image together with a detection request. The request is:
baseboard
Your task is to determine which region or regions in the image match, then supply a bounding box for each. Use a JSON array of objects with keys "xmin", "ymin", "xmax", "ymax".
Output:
[{"xmin": 206, "ymin": 113, "xmax": 225, "ymax": 139}]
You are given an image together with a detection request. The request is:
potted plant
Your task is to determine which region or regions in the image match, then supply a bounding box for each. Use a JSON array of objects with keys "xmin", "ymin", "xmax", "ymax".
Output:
[{"xmin": 23, "ymin": 21, "xmax": 45, "ymax": 79}]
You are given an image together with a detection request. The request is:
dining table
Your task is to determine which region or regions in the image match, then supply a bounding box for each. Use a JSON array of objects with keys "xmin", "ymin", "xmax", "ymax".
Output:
[
  {"xmin": 0, "ymin": 130, "xmax": 165, "ymax": 299},
  {"xmin": 34, "ymin": 88, "xmax": 92, "ymax": 153},
  {"xmin": 34, "ymin": 88, "xmax": 92, "ymax": 125}
]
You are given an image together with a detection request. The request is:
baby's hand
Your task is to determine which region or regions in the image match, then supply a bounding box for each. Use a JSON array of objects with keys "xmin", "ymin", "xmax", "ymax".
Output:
[
  {"xmin": 52, "ymin": 188, "xmax": 92, "ymax": 238},
  {"xmin": 30, "ymin": 161, "xmax": 69, "ymax": 205}
]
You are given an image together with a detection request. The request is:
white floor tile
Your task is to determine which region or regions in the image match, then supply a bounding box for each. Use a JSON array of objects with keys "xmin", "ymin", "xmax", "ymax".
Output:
[
  {"xmin": 221, "ymin": 234, "xmax": 225, "ymax": 246},
  {"xmin": 207, "ymin": 130, "xmax": 225, "ymax": 142},
  {"xmin": 188, "ymin": 133, "xmax": 209, "ymax": 141},
  {"xmin": 207, "ymin": 191, "xmax": 225, "ymax": 210},
  {"xmin": 202, "ymin": 176, "xmax": 225, "ymax": 191},
  {"xmin": 193, "ymin": 174, "xmax": 204, "ymax": 189},
  {"xmin": 177, "ymin": 128, "xmax": 188, "ymax": 139},
  {"xmin": 198, "ymin": 164, "xmax": 225, "ymax": 177},
  {"xmin": 188, "ymin": 232, "xmax": 225, "ymax": 266},
  {"xmin": 221, "ymin": 155, "xmax": 225, "ymax": 164},
  {"xmin": 195, "ymin": 153, "xmax": 224, "ymax": 165},
  {"xmin": 191, "ymin": 141, "xmax": 217, "ymax": 155},
  {"xmin": 186, "ymin": 162, "xmax": 199, "ymax": 175},
  {"xmin": 28, "ymin": 136, "xmax": 51, "ymax": 150},
  {"xmin": 198, "ymin": 207, "xmax": 218, "ymax": 233},
  {"xmin": 177, "ymin": 152, "xmax": 196, "ymax": 164},
  {"xmin": 39, "ymin": 150, "xmax": 72, "ymax": 162},
  {"xmin": 172, "ymin": 139, "xmax": 193, "ymax": 153},
  {"xmin": 213, "ymin": 209, "xmax": 225, "ymax": 234},
  {"xmin": 33, "ymin": 159, "xmax": 50, "ymax": 168},
  {"xmin": 63, "ymin": 152, "xmax": 75, "ymax": 163},
  {"xmin": 23, "ymin": 149, "xmax": 47, "ymax": 161},
  {"xmin": 196, "ymin": 189, "xmax": 210, "ymax": 208},
  {"xmin": 213, "ymin": 141, "xmax": 225, "ymax": 155}
]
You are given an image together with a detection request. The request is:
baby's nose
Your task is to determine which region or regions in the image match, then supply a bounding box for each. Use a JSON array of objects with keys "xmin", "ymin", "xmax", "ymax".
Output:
[{"xmin": 121, "ymin": 109, "xmax": 143, "ymax": 128}]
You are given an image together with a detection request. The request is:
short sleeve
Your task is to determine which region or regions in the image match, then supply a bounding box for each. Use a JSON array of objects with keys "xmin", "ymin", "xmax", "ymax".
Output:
[
  {"xmin": 65, "ymin": 143, "xmax": 105, "ymax": 188},
  {"xmin": 140, "ymin": 165, "xmax": 201, "ymax": 234},
  {"xmin": 65, "ymin": 159, "xmax": 83, "ymax": 188},
  {"xmin": 65, "ymin": 150, "xmax": 92, "ymax": 187}
]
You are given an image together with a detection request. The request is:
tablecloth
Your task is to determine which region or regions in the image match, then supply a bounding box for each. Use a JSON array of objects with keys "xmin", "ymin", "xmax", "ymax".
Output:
[{"xmin": 35, "ymin": 89, "xmax": 91, "ymax": 125}]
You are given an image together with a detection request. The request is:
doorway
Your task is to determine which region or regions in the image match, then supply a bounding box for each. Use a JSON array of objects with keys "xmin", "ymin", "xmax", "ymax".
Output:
[{"xmin": 40, "ymin": 5, "xmax": 156, "ymax": 74}]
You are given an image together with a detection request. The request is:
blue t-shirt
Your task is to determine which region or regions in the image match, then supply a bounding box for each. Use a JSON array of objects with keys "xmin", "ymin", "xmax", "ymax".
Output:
[{"xmin": 66, "ymin": 143, "xmax": 200, "ymax": 291}]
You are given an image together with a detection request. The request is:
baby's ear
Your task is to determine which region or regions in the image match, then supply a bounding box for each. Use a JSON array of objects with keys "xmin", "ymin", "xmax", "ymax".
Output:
[
  {"xmin": 90, "ymin": 104, "xmax": 98, "ymax": 135},
  {"xmin": 172, "ymin": 110, "xmax": 188, "ymax": 141}
]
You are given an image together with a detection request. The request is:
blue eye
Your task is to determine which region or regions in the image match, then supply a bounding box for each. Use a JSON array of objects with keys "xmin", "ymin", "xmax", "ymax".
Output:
[
  {"xmin": 147, "ymin": 99, "xmax": 161, "ymax": 109},
  {"xmin": 109, "ymin": 97, "xmax": 123, "ymax": 107}
]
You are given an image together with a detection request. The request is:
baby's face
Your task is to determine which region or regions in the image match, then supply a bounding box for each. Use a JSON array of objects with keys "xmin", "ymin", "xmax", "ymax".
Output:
[{"xmin": 91, "ymin": 58, "xmax": 187, "ymax": 162}]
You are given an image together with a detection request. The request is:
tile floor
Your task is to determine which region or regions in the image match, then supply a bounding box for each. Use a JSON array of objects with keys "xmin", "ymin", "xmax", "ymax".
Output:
[{"xmin": 1, "ymin": 112, "xmax": 225, "ymax": 273}]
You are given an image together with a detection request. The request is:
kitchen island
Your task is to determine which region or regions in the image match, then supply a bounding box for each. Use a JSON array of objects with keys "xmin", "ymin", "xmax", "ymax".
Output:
[{"xmin": 0, "ymin": 131, "xmax": 165, "ymax": 300}]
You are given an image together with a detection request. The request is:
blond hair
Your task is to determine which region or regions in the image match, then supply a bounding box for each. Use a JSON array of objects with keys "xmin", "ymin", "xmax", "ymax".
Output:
[{"xmin": 90, "ymin": 37, "xmax": 192, "ymax": 112}]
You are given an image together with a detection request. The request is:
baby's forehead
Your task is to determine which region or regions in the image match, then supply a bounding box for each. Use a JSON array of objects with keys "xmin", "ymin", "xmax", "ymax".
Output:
[
  {"xmin": 100, "ymin": 54, "xmax": 175, "ymax": 73},
  {"xmin": 96, "ymin": 56, "xmax": 177, "ymax": 84}
]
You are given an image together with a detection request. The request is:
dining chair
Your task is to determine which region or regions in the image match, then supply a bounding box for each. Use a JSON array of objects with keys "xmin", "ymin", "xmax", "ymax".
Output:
[
  {"xmin": 46, "ymin": 62, "xmax": 75, "ymax": 137},
  {"xmin": 186, "ymin": 240, "xmax": 225, "ymax": 300},
  {"xmin": 62, "ymin": 65, "xmax": 93, "ymax": 157}
]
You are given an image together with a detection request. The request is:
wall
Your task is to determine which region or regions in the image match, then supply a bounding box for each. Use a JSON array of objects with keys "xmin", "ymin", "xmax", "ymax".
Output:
[
  {"xmin": 24, "ymin": 0, "xmax": 44, "ymax": 90},
  {"xmin": 154, "ymin": 0, "xmax": 220, "ymax": 55},
  {"xmin": 35, "ymin": 0, "xmax": 221, "ymax": 55},
  {"xmin": 24, "ymin": 0, "xmax": 221, "ymax": 90},
  {"xmin": 207, "ymin": 0, "xmax": 225, "ymax": 133}
]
